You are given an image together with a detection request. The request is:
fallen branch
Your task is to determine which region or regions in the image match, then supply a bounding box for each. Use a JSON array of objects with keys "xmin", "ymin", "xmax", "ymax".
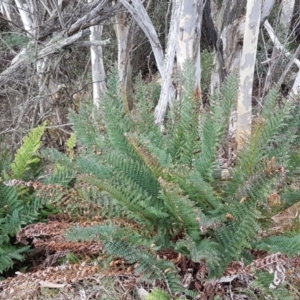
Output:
[{"xmin": 264, "ymin": 20, "xmax": 300, "ymax": 96}]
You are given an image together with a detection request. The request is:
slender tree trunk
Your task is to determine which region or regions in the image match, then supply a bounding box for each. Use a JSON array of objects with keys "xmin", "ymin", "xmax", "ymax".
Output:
[
  {"xmin": 280, "ymin": 0, "xmax": 295, "ymax": 37},
  {"xmin": 210, "ymin": 0, "xmax": 247, "ymax": 93},
  {"xmin": 154, "ymin": 0, "xmax": 182, "ymax": 125},
  {"xmin": 236, "ymin": 0, "xmax": 262, "ymax": 149},
  {"xmin": 119, "ymin": 0, "xmax": 175, "ymax": 124},
  {"xmin": 114, "ymin": 10, "xmax": 132, "ymax": 107},
  {"xmin": 176, "ymin": 0, "xmax": 203, "ymax": 99},
  {"xmin": 119, "ymin": 0, "xmax": 165, "ymax": 76},
  {"xmin": 14, "ymin": 0, "xmax": 37, "ymax": 36},
  {"xmin": 89, "ymin": 23, "xmax": 107, "ymax": 109},
  {"xmin": 0, "ymin": 0, "xmax": 12, "ymax": 21},
  {"xmin": 264, "ymin": 20, "xmax": 300, "ymax": 97},
  {"xmin": 261, "ymin": 0, "xmax": 276, "ymax": 22}
]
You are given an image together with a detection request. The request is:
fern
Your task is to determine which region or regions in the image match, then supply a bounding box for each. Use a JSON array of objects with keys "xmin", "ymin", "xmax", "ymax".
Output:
[
  {"xmin": 195, "ymin": 74, "xmax": 238, "ymax": 181},
  {"xmin": 0, "ymin": 183, "xmax": 39, "ymax": 273},
  {"xmin": 46, "ymin": 64, "xmax": 300, "ymax": 295},
  {"xmin": 251, "ymin": 271, "xmax": 295, "ymax": 300},
  {"xmin": 0, "ymin": 244, "xmax": 30, "ymax": 272},
  {"xmin": 254, "ymin": 234, "xmax": 300, "ymax": 256},
  {"xmin": 0, "ymin": 125, "xmax": 49, "ymax": 273},
  {"xmin": 169, "ymin": 61, "xmax": 200, "ymax": 166},
  {"xmin": 10, "ymin": 122, "xmax": 46, "ymax": 179},
  {"xmin": 146, "ymin": 289, "xmax": 171, "ymax": 300},
  {"xmin": 67, "ymin": 223, "xmax": 184, "ymax": 294}
]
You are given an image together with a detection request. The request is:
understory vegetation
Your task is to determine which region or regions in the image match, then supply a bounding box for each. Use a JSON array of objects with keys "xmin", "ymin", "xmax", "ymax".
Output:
[{"xmin": 1, "ymin": 63, "xmax": 300, "ymax": 299}]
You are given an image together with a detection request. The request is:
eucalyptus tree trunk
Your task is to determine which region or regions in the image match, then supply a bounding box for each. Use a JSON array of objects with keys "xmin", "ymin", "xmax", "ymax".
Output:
[
  {"xmin": 176, "ymin": 0, "xmax": 203, "ymax": 99},
  {"xmin": 154, "ymin": 0, "xmax": 182, "ymax": 125},
  {"xmin": 120, "ymin": 0, "xmax": 204, "ymax": 124},
  {"xmin": 280, "ymin": 0, "xmax": 295, "ymax": 37},
  {"xmin": 156, "ymin": 0, "xmax": 204, "ymax": 125},
  {"xmin": 119, "ymin": 0, "xmax": 165, "ymax": 76},
  {"xmin": 114, "ymin": 10, "xmax": 132, "ymax": 107},
  {"xmin": 236, "ymin": 0, "xmax": 262, "ymax": 149},
  {"xmin": 89, "ymin": 23, "xmax": 107, "ymax": 109},
  {"xmin": 14, "ymin": 0, "xmax": 49, "ymax": 117},
  {"xmin": 0, "ymin": 0, "xmax": 12, "ymax": 21},
  {"xmin": 119, "ymin": 0, "xmax": 175, "ymax": 125},
  {"xmin": 14, "ymin": 0, "xmax": 37, "ymax": 36},
  {"xmin": 210, "ymin": 0, "xmax": 247, "ymax": 93}
]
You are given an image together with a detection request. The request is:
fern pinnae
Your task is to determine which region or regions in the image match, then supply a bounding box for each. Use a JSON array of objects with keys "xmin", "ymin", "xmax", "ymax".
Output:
[
  {"xmin": 11, "ymin": 123, "xmax": 46, "ymax": 179},
  {"xmin": 79, "ymin": 174, "xmax": 165, "ymax": 226},
  {"xmin": 125, "ymin": 134, "xmax": 168, "ymax": 179},
  {"xmin": 69, "ymin": 105, "xmax": 105, "ymax": 152},
  {"xmin": 158, "ymin": 178, "xmax": 200, "ymax": 239},
  {"xmin": 106, "ymin": 150, "xmax": 160, "ymax": 199}
]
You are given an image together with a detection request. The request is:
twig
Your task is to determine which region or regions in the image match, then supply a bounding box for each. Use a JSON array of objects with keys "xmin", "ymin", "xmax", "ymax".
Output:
[{"xmin": 39, "ymin": 281, "xmax": 66, "ymax": 289}]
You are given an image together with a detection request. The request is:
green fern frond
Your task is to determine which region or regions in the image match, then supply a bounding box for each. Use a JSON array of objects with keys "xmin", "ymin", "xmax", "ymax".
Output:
[
  {"xmin": 158, "ymin": 178, "xmax": 200, "ymax": 239},
  {"xmin": 168, "ymin": 61, "xmax": 200, "ymax": 165},
  {"xmin": 133, "ymin": 73, "xmax": 161, "ymax": 136},
  {"xmin": 42, "ymin": 147, "xmax": 72, "ymax": 168},
  {"xmin": 79, "ymin": 175, "xmax": 167, "ymax": 226},
  {"xmin": 125, "ymin": 134, "xmax": 168, "ymax": 179},
  {"xmin": 0, "ymin": 244, "xmax": 30, "ymax": 273},
  {"xmin": 66, "ymin": 133, "xmax": 76, "ymax": 159},
  {"xmin": 146, "ymin": 288, "xmax": 171, "ymax": 300},
  {"xmin": 44, "ymin": 168, "xmax": 75, "ymax": 187},
  {"xmin": 107, "ymin": 150, "xmax": 160, "ymax": 199},
  {"xmin": 0, "ymin": 183, "xmax": 40, "ymax": 273},
  {"xmin": 69, "ymin": 104, "xmax": 106, "ymax": 153},
  {"xmin": 11, "ymin": 122, "xmax": 46, "ymax": 179},
  {"xmin": 254, "ymin": 234, "xmax": 300, "ymax": 256},
  {"xmin": 178, "ymin": 170, "xmax": 220, "ymax": 210},
  {"xmin": 76, "ymin": 155, "xmax": 111, "ymax": 180},
  {"xmin": 102, "ymin": 69, "xmax": 134, "ymax": 154},
  {"xmin": 251, "ymin": 271, "xmax": 295, "ymax": 300},
  {"xmin": 195, "ymin": 74, "xmax": 238, "ymax": 181},
  {"xmin": 105, "ymin": 240, "xmax": 184, "ymax": 294}
]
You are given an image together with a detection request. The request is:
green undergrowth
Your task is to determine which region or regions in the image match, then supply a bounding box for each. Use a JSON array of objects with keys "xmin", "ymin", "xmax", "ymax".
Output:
[
  {"xmin": 3, "ymin": 61, "xmax": 300, "ymax": 299},
  {"xmin": 42, "ymin": 62, "xmax": 300, "ymax": 298}
]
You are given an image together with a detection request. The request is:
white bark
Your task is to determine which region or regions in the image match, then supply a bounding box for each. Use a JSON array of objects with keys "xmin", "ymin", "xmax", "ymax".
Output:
[
  {"xmin": 0, "ymin": 0, "xmax": 12, "ymax": 21},
  {"xmin": 89, "ymin": 24, "xmax": 107, "ymax": 109},
  {"xmin": 280, "ymin": 0, "xmax": 295, "ymax": 36},
  {"xmin": 154, "ymin": 0, "xmax": 182, "ymax": 125},
  {"xmin": 264, "ymin": 20, "xmax": 300, "ymax": 97},
  {"xmin": 119, "ymin": 0, "xmax": 165, "ymax": 77},
  {"xmin": 176, "ymin": 0, "xmax": 203, "ymax": 86},
  {"xmin": 264, "ymin": 20, "xmax": 300, "ymax": 68},
  {"xmin": 14, "ymin": 0, "xmax": 36, "ymax": 36},
  {"xmin": 236, "ymin": 0, "xmax": 262, "ymax": 149},
  {"xmin": 87, "ymin": 0, "xmax": 107, "ymax": 109},
  {"xmin": 261, "ymin": 0, "xmax": 276, "ymax": 22},
  {"xmin": 120, "ymin": 0, "xmax": 177, "ymax": 124}
]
